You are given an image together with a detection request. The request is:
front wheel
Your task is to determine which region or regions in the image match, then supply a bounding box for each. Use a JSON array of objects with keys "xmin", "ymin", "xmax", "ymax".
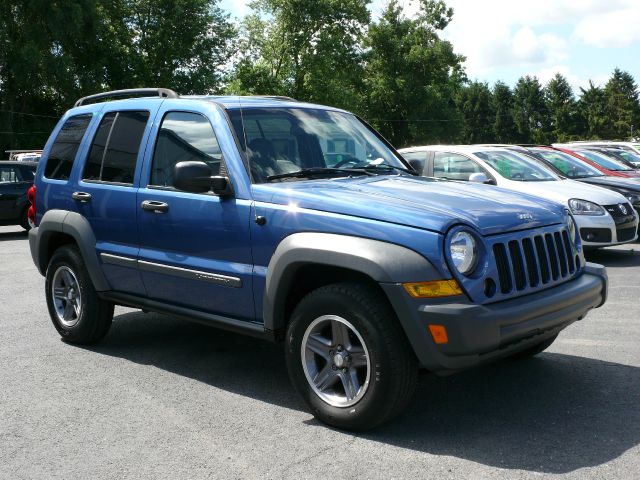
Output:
[{"xmin": 285, "ymin": 283, "xmax": 417, "ymax": 431}]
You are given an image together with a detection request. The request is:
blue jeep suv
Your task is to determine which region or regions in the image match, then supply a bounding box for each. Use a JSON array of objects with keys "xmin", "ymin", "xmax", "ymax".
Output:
[{"xmin": 28, "ymin": 88, "xmax": 608, "ymax": 430}]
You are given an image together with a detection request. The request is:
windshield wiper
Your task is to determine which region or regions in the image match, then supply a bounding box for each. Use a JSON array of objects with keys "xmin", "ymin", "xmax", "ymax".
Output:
[
  {"xmin": 358, "ymin": 163, "xmax": 418, "ymax": 176},
  {"xmin": 267, "ymin": 167, "xmax": 375, "ymax": 182}
]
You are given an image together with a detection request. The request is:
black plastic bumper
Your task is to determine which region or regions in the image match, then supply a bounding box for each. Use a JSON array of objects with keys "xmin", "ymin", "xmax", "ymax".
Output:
[{"xmin": 381, "ymin": 263, "xmax": 608, "ymax": 373}]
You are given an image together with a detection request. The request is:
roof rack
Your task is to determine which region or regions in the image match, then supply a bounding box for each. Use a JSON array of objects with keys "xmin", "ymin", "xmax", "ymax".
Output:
[
  {"xmin": 74, "ymin": 88, "xmax": 179, "ymax": 107},
  {"xmin": 251, "ymin": 95, "xmax": 298, "ymax": 101}
]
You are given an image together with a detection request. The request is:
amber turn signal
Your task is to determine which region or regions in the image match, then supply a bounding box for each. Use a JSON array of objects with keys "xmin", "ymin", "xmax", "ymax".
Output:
[
  {"xmin": 428, "ymin": 325, "xmax": 449, "ymax": 344},
  {"xmin": 403, "ymin": 280, "xmax": 463, "ymax": 298}
]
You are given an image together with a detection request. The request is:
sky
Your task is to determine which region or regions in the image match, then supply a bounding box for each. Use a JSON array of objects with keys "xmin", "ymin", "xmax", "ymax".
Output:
[{"xmin": 219, "ymin": 0, "xmax": 639, "ymax": 92}]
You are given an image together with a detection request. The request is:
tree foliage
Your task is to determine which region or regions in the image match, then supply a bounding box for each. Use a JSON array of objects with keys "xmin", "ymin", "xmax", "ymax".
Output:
[
  {"xmin": 456, "ymin": 82, "xmax": 493, "ymax": 144},
  {"xmin": 491, "ymin": 81, "xmax": 517, "ymax": 143},
  {"xmin": 226, "ymin": 0, "xmax": 370, "ymax": 110},
  {"xmin": 0, "ymin": 0, "xmax": 235, "ymax": 152},
  {"xmin": 2, "ymin": 0, "xmax": 640, "ymax": 154},
  {"xmin": 360, "ymin": 0, "xmax": 465, "ymax": 146}
]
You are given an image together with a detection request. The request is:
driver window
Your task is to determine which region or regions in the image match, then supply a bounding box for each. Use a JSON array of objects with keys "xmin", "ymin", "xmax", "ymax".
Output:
[
  {"xmin": 150, "ymin": 112, "xmax": 223, "ymax": 187},
  {"xmin": 433, "ymin": 152, "xmax": 485, "ymax": 181}
]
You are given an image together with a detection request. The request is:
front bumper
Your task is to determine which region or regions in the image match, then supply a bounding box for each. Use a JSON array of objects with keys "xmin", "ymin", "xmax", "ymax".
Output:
[
  {"xmin": 576, "ymin": 212, "xmax": 638, "ymax": 247},
  {"xmin": 382, "ymin": 263, "xmax": 608, "ymax": 373}
]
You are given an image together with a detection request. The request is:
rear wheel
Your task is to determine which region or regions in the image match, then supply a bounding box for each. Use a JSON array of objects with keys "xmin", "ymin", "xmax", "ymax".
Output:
[
  {"xmin": 19, "ymin": 207, "xmax": 30, "ymax": 231},
  {"xmin": 285, "ymin": 283, "xmax": 417, "ymax": 431},
  {"xmin": 45, "ymin": 245, "xmax": 114, "ymax": 344}
]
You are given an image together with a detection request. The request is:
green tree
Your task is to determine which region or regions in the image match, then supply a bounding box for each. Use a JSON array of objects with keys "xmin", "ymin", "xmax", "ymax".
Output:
[
  {"xmin": 602, "ymin": 68, "xmax": 640, "ymax": 139},
  {"xmin": 0, "ymin": 0, "xmax": 235, "ymax": 153},
  {"xmin": 513, "ymin": 75, "xmax": 549, "ymax": 144},
  {"xmin": 578, "ymin": 81, "xmax": 607, "ymax": 139},
  {"xmin": 361, "ymin": 0, "xmax": 465, "ymax": 147},
  {"xmin": 227, "ymin": 0, "xmax": 370, "ymax": 110},
  {"xmin": 123, "ymin": 0, "xmax": 235, "ymax": 94},
  {"xmin": 456, "ymin": 81, "xmax": 493, "ymax": 143},
  {"xmin": 544, "ymin": 73, "xmax": 579, "ymax": 141},
  {"xmin": 491, "ymin": 81, "xmax": 517, "ymax": 143}
]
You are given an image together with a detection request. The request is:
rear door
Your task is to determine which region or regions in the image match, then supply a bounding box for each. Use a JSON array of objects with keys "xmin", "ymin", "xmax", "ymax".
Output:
[
  {"xmin": 73, "ymin": 101, "xmax": 159, "ymax": 295},
  {"xmin": 136, "ymin": 102, "xmax": 255, "ymax": 320},
  {"xmin": 0, "ymin": 165, "xmax": 25, "ymax": 220}
]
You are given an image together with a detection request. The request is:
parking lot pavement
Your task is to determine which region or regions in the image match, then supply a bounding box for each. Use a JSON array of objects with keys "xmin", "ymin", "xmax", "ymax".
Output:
[{"xmin": 0, "ymin": 225, "xmax": 638, "ymax": 480}]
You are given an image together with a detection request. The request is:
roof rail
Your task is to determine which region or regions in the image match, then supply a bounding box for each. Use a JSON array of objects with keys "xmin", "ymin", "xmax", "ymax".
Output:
[
  {"xmin": 251, "ymin": 95, "xmax": 298, "ymax": 101},
  {"xmin": 74, "ymin": 88, "xmax": 179, "ymax": 107}
]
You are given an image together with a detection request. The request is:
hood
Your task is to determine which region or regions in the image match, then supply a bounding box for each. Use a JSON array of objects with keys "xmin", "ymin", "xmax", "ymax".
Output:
[
  {"xmin": 252, "ymin": 175, "xmax": 566, "ymax": 236},
  {"xmin": 579, "ymin": 176, "xmax": 640, "ymax": 193},
  {"xmin": 498, "ymin": 178, "xmax": 630, "ymax": 206}
]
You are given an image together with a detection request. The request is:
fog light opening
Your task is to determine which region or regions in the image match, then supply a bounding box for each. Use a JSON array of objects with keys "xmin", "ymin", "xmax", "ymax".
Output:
[{"xmin": 484, "ymin": 278, "xmax": 496, "ymax": 298}]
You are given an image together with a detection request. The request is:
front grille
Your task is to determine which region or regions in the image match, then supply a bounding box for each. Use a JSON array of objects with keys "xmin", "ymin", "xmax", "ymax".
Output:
[
  {"xmin": 604, "ymin": 203, "xmax": 636, "ymax": 225},
  {"xmin": 617, "ymin": 227, "xmax": 636, "ymax": 242},
  {"xmin": 492, "ymin": 229, "xmax": 576, "ymax": 294}
]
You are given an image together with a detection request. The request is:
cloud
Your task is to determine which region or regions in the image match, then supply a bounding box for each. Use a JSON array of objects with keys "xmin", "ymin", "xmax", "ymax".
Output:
[{"xmin": 573, "ymin": 4, "xmax": 640, "ymax": 48}]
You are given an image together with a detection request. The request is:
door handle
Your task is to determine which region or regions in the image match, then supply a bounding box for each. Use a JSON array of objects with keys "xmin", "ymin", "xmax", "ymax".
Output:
[
  {"xmin": 72, "ymin": 191, "xmax": 92, "ymax": 203},
  {"xmin": 141, "ymin": 200, "xmax": 169, "ymax": 213}
]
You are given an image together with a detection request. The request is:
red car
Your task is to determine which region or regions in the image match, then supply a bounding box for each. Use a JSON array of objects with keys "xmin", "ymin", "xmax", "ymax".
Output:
[{"xmin": 556, "ymin": 146, "xmax": 640, "ymax": 178}]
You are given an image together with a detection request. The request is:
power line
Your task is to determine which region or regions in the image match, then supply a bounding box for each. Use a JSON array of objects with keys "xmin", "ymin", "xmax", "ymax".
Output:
[
  {"xmin": 0, "ymin": 109, "xmax": 59, "ymax": 119},
  {"xmin": 0, "ymin": 131, "xmax": 51, "ymax": 135}
]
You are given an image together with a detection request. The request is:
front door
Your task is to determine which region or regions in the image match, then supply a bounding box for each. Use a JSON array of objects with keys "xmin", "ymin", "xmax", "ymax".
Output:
[{"xmin": 136, "ymin": 104, "xmax": 255, "ymax": 321}]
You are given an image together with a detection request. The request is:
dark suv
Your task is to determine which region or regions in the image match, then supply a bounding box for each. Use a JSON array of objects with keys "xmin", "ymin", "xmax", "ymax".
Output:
[
  {"xmin": 0, "ymin": 161, "xmax": 37, "ymax": 230},
  {"xmin": 28, "ymin": 89, "xmax": 608, "ymax": 430}
]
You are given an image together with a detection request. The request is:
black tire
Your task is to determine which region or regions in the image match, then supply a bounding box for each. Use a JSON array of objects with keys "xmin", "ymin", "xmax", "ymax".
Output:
[
  {"xmin": 285, "ymin": 282, "xmax": 418, "ymax": 431},
  {"xmin": 510, "ymin": 334, "xmax": 558, "ymax": 360},
  {"xmin": 45, "ymin": 245, "xmax": 114, "ymax": 344},
  {"xmin": 19, "ymin": 206, "xmax": 30, "ymax": 231}
]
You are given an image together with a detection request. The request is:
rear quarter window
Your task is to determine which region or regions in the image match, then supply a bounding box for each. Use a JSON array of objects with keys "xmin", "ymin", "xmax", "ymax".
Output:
[{"xmin": 44, "ymin": 114, "xmax": 93, "ymax": 180}]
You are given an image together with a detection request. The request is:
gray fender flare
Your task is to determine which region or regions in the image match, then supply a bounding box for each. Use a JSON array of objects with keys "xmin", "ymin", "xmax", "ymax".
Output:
[
  {"xmin": 30, "ymin": 210, "xmax": 110, "ymax": 291},
  {"xmin": 263, "ymin": 232, "xmax": 441, "ymax": 332}
]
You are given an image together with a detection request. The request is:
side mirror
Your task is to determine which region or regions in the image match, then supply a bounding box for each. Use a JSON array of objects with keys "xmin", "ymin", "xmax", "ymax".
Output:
[
  {"xmin": 173, "ymin": 161, "xmax": 234, "ymax": 197},
  {"xmin": 407, "ymin": 159, "xmax": 425, "ymax": 175},
  {"xmin": 469, "ymin": 173, "xmax": 496, "ymax": 185}
]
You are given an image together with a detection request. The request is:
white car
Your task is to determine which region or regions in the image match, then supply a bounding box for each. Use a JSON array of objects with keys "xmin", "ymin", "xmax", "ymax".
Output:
[{"xmin": 400, "ymin": 145, "xmax": 639, "ymax": 248}]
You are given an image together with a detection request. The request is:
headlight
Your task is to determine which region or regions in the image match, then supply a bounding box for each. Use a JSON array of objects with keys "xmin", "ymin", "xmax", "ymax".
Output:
[
  {"xmin": 623, "ymin": 193, "xmax": 640, "ymax": 206},
  {"xmin": 449, "ymin": 231, "xmax": 478, "ymax": 275},
  {"xmin": 568, "ymin": 199, "xmax": 606, "ymax": 216},
  {"xmin": 567, "ymin": 215, "xmax": 577, "ymax": 241}
]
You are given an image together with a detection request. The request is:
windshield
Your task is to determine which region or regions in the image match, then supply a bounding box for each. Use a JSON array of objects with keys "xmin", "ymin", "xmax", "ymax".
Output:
[
  {"xmin": 575, "ymin": 150, "xmax": 633, "ymax": 171},
  {"xmin": 532, "ymin": 149, "xmax": 604, "ymax": 178},
  {"xmin": 604, "ymin": 149, "xmax": 640, "ymax": 167},
  {"xmin": 228, "ymin": 107, "xmax": 408, "ymax": 183},
  {"xmin": 473, "ymin": 149, "xmax": 558, "ymax": 181}
]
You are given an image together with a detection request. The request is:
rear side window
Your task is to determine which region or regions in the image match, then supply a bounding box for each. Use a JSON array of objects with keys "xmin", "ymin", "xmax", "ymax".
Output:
[
  {"xmin": 83, "ymin": 111, "xmax": 150, "ymax": 184},
  {"xmin": 44, "ymin": 114, "xmax": 92, "ymax": 180},
  {"xmin": 150, "ymin": 111, "xmax": 222, "ymax": 187}
]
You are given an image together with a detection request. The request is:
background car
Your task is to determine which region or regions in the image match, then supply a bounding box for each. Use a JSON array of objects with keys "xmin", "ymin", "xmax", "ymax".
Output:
[
  {"xmin": 5, "ymin": 150, "xmax": 43, "ymax": 163},
  {"xmin": 0, "ymin": 161, "xmax": 37, "ymax": 230},
  {"xmin": 399, "ymin": 145, "xmax": 638, "ymax": 248},
  {"xmin": 553, "ymin": 145, "xmax": 640, "ymax": 178},
  {"xmin": 515, "ymin": 146, "xmax": 640, "ymax": 223}
]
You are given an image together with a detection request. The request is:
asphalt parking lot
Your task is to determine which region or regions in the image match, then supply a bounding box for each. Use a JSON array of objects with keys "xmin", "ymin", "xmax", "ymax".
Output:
[{"xmin": 1, "ymin": 225, "xmax": 638, "ymax": 480}]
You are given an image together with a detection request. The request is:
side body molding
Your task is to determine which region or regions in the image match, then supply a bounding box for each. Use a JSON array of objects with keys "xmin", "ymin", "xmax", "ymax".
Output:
[
  {"xmin": 263, "ymin": 232, "xmax": 441, "ymax": 332},
  {"xmin": 29, "ymin": 210, "xmax": 110, "ymax": 291}
]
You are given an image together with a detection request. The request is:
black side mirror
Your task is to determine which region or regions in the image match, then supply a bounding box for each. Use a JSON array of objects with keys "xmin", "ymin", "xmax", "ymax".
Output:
[
  {"xmin": 173, "ymin": 161, "xmax": 234, "ymax": 197},
  {"xmin": 407, "ymin": 159, "xmax": 425, "ymax": 175}
]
